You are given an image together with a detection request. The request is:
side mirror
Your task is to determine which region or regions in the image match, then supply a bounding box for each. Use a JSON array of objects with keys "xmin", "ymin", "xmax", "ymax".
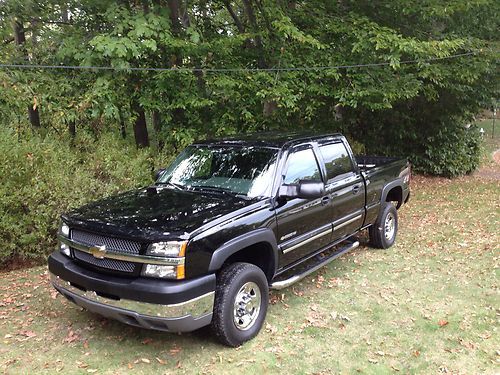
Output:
[
  {"xmin": 279, "ymin": 180, "xmax": 325, "ymax": 200},
  {"xmin": 154, "ymin": 168, "xmax": 166, "ymax": 181}
]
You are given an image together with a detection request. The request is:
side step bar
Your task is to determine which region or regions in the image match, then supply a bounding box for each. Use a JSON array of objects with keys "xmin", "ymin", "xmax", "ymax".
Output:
[{"xmin": 270, "ymin": 240, "xmax": 360, "ymax": 290}]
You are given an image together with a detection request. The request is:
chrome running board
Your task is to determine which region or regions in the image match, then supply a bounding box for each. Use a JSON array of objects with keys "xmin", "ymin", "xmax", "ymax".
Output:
[{"xmin": 270, "ymin": 240, "xmax": 360, "ymax": 290}]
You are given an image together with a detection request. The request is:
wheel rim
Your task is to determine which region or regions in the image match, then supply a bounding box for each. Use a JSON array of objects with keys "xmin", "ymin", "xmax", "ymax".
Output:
[
  {"xmin": 384, "ymin": 212, "xmax": 396, "ymax": 240},
  {"xmin": 233, "ymin": 281, "xmax": 261, "ymax": 331}
]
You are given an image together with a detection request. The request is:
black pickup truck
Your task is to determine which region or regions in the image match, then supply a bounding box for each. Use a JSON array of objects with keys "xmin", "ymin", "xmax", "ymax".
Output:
[{"xmin": 48, "ymin": 133, "xmax": 410, "ymax": 346}]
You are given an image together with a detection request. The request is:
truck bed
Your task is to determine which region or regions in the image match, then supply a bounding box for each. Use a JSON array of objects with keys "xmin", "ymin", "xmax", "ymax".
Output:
[{"xmin": 355, "ymin": 156, "xmax": 402, "ymax": 171}]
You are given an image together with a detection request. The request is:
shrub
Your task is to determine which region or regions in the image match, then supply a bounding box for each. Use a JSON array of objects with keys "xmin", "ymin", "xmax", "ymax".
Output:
[
  {"xmin": 409, "ymin": 124, "xmax": 482, "ymax": 177},
  {"xmin": 0, "ymin": 128, "xmax": 170, "ymax": 266}
]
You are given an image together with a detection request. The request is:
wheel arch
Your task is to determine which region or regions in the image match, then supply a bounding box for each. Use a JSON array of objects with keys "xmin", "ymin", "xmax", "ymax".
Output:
[
  {"xmin": 381, "ymin": 180, "xmax": 404, "ymax": 209},
  {"xmin": 208, "ymin": 228, "xmax": 279, "ymax": 282}
]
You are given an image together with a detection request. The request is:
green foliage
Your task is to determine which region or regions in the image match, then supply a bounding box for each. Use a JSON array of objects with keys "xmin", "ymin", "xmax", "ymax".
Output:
[
  {"xmin": 412, "ymin": 125, "xmax": 482, "ymax": 177},
  {"xmin": 1, "ymin": 1, "xmax": 497, "ymax": 150},
  {"xmin": 0, "ymin": 128, "xmax": 169, "ymax": 265}
]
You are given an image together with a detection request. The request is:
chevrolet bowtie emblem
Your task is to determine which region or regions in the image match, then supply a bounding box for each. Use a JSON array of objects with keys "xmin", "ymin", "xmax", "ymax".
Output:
[{"xmin": 89, "ymin": 245, "xmax": 107, "ymax": 259}]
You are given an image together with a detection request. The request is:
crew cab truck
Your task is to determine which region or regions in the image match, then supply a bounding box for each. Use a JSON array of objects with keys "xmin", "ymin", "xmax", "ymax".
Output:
[{"xmin": 48, "ymin": 133, "xmax": 410, "ymax": 347}]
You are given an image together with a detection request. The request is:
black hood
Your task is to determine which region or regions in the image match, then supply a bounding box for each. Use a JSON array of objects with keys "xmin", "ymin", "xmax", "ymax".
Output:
[{"xmin": 63, "ymin": 186, "xmax": 251, "ymax": 240}]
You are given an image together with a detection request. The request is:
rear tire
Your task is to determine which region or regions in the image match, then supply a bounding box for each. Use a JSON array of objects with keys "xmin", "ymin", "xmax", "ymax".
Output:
[
  {"xmin": 211, "ymin": 263, "xmax": 269, "ymax": 347},
  {"xmin": 369, "ymin": 203, "xmax": 398, "ymax": 249}
]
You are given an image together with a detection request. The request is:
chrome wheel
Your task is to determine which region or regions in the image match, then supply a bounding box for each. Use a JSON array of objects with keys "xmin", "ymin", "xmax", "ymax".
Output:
[
  {"xmin": 384, "ymin": 212, "xmax": 396, "ymax": 240},
  {"xmin": 233, "ymin": 281, "xmax": 261, "ymax": 331}
]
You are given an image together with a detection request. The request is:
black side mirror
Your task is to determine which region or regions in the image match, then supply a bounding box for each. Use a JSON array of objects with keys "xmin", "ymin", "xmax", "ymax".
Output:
[
  {"xmin": 154, "ymin": 168, "xmax": 166, "ymax": 181},
  {"xmin": 279, "ymin": 180, "xmax": 325, "ymax": 200}
]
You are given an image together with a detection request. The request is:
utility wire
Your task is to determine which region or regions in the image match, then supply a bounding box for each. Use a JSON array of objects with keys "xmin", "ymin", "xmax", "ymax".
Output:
[{"xmin": 0, "ymin": 51, "xmax": 479, "ymax": 73}]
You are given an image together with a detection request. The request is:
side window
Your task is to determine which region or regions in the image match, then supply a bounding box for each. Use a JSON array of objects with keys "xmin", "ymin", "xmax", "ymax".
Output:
[
  {"xmin": 319, "ymin": 142, "xmax": 353, "ymax": 181},
  {"xmin": 283, "ymin": 147, "xmax": 321, "ymax": 184}
]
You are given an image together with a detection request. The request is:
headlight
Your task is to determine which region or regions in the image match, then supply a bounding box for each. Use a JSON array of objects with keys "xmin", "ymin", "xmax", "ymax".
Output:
[
  {"xmin": 143, "ymin": 241, "xmax": 187, "ymax": 279},
  {"xmin": 59, "ymin": 222, "xmax": 70, "ymax": 237},
  {"xmin": 147, "ymin": 241, "xmax": 187, "ymax": 257}
]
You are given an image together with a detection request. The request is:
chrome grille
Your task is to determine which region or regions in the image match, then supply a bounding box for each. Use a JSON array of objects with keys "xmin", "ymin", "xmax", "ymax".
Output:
[
  {"xmin": 73, "ymin": 249, "xmax": 135, "ymax": 273},
  {"xmin": 71, "ymin": 229, "xmax": 141, "ymax": 255}
]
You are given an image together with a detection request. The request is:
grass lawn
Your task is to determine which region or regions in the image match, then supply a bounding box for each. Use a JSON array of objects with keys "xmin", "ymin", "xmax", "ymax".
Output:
[{"xmin": 1, "ymin": 151, "xmax": 498, "ymax": 374}]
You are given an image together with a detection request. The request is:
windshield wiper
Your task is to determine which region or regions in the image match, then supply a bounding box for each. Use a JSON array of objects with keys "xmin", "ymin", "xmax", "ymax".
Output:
[
  {"xmin": 156, "ymin": 181, "xmax": 185, "ymax": 190},
  {"xmin": 189, "ymin": 185, "xmax": 251, "ymax": 199},
  {"xmin": 190, "ymin": 185, "xmax": 235, "ymax": 194}
]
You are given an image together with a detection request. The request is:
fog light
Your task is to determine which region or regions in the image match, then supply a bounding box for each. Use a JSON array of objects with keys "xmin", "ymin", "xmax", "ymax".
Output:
[
  {"xmin": 142, "ymin": 264, "xmax": 177, "ymax": 279},
  {"xmin": 60, "ymin": 243, "xmax": 71, "ymax": 257}
]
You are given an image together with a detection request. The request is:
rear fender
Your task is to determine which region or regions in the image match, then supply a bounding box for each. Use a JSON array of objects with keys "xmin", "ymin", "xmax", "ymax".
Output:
[{"xmin": 381, "ymin": 180, "xmax": 404, "ymax": 209}]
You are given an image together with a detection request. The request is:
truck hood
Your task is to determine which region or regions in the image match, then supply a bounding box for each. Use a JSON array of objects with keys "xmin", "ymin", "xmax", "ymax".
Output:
[{"xmin": 63, "ymin": 186, "xmax": 251, "ymax": 240}]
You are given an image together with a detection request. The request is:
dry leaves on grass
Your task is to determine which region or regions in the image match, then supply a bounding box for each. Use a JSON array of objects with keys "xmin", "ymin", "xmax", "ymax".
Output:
[
  {"xmin": 438, "ymin": 320, "xmax": 449, "ymax": 327},
  {"xmin": 63, "ymin": 329, "xmax": 80, "ymax": 343}
]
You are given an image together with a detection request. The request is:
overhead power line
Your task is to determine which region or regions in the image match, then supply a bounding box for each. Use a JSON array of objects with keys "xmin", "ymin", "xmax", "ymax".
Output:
[{"xmin": 0, "ymin": 51, "xmax": 479, "ymax": 73}]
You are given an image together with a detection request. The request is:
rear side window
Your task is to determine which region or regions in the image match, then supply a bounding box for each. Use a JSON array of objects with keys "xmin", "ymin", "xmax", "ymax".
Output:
[
  {"xmin": 284, "ymin": 147, "xmax": 321, "ymax": 184},
  {"xmin": 319, "ymin": 143, "xmax": 353, "ymax": 181}
]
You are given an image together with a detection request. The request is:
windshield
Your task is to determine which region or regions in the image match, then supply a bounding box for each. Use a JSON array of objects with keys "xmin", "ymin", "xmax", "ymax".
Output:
[{"xmin": 157, "ymin": 145, "xmax": 279, "ymax": 198}]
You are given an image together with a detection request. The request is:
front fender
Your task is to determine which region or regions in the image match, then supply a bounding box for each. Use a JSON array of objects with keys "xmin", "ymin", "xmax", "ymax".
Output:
[{"xmin": 208, "ymin": 228, "xmax": 279, "ymax": 274}]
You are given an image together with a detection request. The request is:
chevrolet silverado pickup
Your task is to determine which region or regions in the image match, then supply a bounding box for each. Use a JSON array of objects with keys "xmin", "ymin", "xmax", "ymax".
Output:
[{"xmin": 48, "ymin": 133, "xmax": 410, "ymax": 346}]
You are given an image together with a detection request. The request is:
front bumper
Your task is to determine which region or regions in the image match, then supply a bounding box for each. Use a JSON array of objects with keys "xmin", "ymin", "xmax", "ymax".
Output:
[{"xmin": 48, "ymin": 251, "xmax": 216, "ymax": 332}]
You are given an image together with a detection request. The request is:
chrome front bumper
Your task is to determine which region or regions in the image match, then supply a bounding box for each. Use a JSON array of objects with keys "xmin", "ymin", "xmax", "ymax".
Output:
[{"xmin": 50, "ymin": 272, "xmax": 214, "ymax": 332}]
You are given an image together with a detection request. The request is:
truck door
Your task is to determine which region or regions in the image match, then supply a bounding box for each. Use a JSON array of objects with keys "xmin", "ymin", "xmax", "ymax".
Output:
[
  {"xmin": 275, "ymin": 144, "xmax": 333, "ymax": 267},
  {"xmin": 317, "ymin": 141, "xmax": 366, "ymax": 241}
]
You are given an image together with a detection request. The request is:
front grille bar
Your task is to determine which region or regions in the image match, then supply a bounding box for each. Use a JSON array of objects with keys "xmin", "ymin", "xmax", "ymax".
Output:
[{"xmin": 58, "ymin": 235, "xmax": 184, "ymax": 266}]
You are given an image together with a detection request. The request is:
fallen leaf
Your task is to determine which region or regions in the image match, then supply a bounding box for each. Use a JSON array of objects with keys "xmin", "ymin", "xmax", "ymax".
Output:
[
  {"xmin": 140, "ymin": 358, "xmax": 150, "ymax": 364},
  {"xmin": 170, "ymin": 347, "xmax": 182, "ymax": 355},
  {"xmin": 265, "ymin": 323, "xmax": 278, "ymax": 334},
  {"xmin": 438, "ymin": 320, "xmax": 449, "ymax": 327},
  {"xmin": 155, "ymin": 357, "xmax": 166, "ymax": 365},
  {"xmin": 63, "ymin": 329, "xmax": 79, "ymax": 343},
  {"xmin": 76, "ymin": 361, "xmax": 89, "ymax": 369}
]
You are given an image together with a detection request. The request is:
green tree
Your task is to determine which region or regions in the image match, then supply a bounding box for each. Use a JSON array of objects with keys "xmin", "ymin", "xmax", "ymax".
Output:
[{"xmin": 0, "ymin": 0, "xmax": 498, "ymax": 175}]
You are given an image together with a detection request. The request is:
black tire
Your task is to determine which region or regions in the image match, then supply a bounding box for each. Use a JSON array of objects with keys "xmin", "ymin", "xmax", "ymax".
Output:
[
  {"xmin": 369, "ymin": 202, "xmax": 398, "ymax": 249},
  {"xmin": 211, "ymin": 262, "xmax": 269, "ymax": 347}
]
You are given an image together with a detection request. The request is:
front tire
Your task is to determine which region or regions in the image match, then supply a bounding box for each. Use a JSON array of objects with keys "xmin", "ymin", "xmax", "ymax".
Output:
[
  {"xmin": 211, "ymin": 263, "xmax": 269, "ymax": 347},
  {"xmin": 369, "ymin": 202, "xmax": 398, "ymax": 249}
]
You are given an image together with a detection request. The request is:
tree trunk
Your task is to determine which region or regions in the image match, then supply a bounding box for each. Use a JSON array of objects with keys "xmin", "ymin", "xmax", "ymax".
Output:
[
  {"xmin": 12, "ymin": 18, "xmax": 40, "ymax": 128},
  {"xmin": 133, "ymin": 104, "xmax": 149, "ymax": 148},
  {"xmin": 68, "ymin": 120, "xmax": 76, "ymax": 146},
  {"xmin": 242, "ymin": 0, "xmax": 266, "ymax": 67},
  {"xmin": 28, "ymin": 106, "xmax": 41, "ymax": 127},
  {"xmin": 152, "ymin": 110, "xmax": 165, "ymax": 150},
  {"xmin": 119, "ymin": 110, "xmax": 126, "ymax": 139},
  {"xmin": 12, "ymin": 19, "xmax": 26, "ymax": 45},
  {"xmin": 167, "ymin": 0, "xmax": 181, "ymax": 34},
  {"xmin": 152, "ymin": 110, "xmax": 162, "ymax": 133}
]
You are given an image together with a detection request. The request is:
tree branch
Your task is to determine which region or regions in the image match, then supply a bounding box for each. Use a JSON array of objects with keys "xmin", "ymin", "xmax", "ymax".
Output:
[
  {"xmin": 28, "ymin": 18, "xmax": 74, "ymax": 26},
  {"xmin": 222, "ymin": 0, "xmax": 245, "ymax": 33}
]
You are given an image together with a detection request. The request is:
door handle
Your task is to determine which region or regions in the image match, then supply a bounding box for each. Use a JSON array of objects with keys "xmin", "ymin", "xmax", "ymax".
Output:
[
  {"xmin": 352, "ymin": 185, "xmax": 361, "ymax": 194},
  {"xmin": 321, "ymin": 196, "xmax": 330, "ymax": 205}
]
